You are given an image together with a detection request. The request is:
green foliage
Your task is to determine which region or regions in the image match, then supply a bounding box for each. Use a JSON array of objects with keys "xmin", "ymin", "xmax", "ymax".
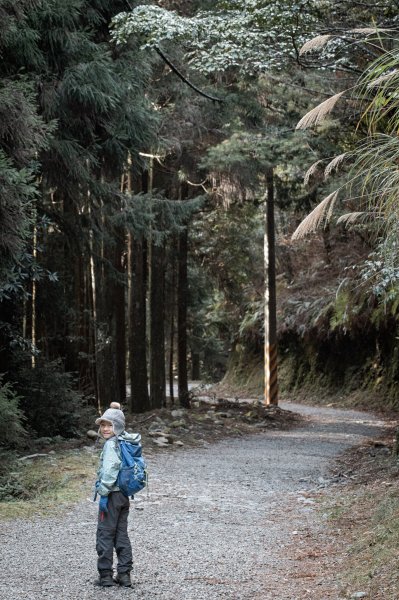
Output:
[
  {"xmin": 0, "ymin": 0, "xmax": 158, "ymax": 422},
  {"xmin": 16, "ymin": 361, "xmax": 88, "ymax": 438},
  {"xmin": 360, "ymin": 242, "xmax": 399, "ymax": 303},
  {"xmin": 0, "ymin": 78, "xmax": 53, "ymax": 285},
  {"xmin": 112, "ymin": 1, "xmax": 319, "ymax": 74},
  {"xmin": 0, "ymin": 376, "xmax": 27, "ymax": 448},
  {"xmin": 0, "ymin": 152, "xmax": 37, "ymax": 281},
  {"xmin": 189, "ymin": 202, "xmax": 264, "ymax": 380},
  {"xmin": 115, "ymin": 192, "xmax": 205, "ymax": 241}
]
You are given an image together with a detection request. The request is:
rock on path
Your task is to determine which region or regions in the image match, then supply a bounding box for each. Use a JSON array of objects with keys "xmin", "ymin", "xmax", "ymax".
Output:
[{"xmin": 0, "ymin": 402, "xmax": 387, "ymax": 600}]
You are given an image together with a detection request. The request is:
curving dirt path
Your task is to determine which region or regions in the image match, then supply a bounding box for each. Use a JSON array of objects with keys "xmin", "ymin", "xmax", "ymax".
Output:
[{"xmin": 0, "ymin": 402, "xmax": 388, "ymax": 600}]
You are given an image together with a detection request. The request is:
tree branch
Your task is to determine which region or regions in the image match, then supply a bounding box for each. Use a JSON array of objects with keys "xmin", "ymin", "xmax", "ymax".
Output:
[{"xmin": 154, "ymin": 46, "xmax": 224, "ymax": 103}]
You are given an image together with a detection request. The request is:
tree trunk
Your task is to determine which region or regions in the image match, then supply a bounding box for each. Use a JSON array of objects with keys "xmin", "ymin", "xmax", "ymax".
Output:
[
  {"xmin": 89, "ymin": 217, "xmax": 101, "ymax": 412},
  {"xmin": 177, "ymin": 227, "xmax": 190, "ymax": 408},
  {"xmin": 150, "ymin": 239, "xmax": 166, "ymax": 408},
  {"xmin": 264, "ymin": 167, "xmax": 278, "ymax": 406},
  {"xmin": 168, "ymin": 247, "xmax": 176, "ymax": 405},
  {"xmin": 82, "ymin": 250, "xmax": 97, "ymax": 405},
  {"xmin": 97, "ymin": 223, "xmax": 121, "ymax": 410},
  {"xmin": 191, "ymin": 351, "xmax": 200, "ymax": 380},
  {"xmin": 114, "ymin": 227, "xmax": 126, "ymax": 405},
  {"xmin": 128, "ymin": 233, "xmax": 150, "ymax": 412},
  {"xmin": 89, "ymin": 195, "xmax": 120, "ymax": 413},
  {"xmin": 31, "ymin": 218, "xmax": 37, "ymax": 368}
]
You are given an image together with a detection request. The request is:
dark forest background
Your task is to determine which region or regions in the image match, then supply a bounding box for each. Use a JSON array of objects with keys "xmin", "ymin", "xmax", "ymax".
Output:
[{"xmin": 1, "ymin": 0, "xmax": 399, "ymax": 450}]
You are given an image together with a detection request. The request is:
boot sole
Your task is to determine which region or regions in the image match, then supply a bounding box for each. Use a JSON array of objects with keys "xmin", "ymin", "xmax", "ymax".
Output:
[
  {"xmin": 115, "ymin": 578, "xmax": 132, "ymax": 587},
  {"xmin": 94, "ymin": 579, "xmax": 117, "ymax": 587}
]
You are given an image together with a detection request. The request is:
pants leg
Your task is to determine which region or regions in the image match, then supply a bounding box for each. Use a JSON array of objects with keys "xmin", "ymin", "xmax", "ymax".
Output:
[
  {"xmin": 96, "ymin": 491, "xmax": 132, "ymax": 574},
  {"xmin": 115, "ymin": 494, "xmax": 133, "ymax": 573},
  {"xmin": 96, "ymin": 492, "xmax": 120, "ymax": 572}
]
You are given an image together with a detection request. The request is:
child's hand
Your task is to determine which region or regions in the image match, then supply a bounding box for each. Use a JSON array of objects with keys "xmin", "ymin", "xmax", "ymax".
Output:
[{"xmin": 99, "ymin": 495, "xmax": 109, "ymax": 514}]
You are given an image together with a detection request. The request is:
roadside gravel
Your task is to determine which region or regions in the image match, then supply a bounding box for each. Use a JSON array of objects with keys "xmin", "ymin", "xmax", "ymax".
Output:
[{"xmin": 0, "ymin": 401, "xmax": 388, "ymax": 600}]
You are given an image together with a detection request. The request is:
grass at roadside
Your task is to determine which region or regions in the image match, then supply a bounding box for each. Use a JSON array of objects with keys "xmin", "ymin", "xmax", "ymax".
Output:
[
  {"xmin": 0, "ymin": 448, "xmax": 98, "ymax": 520},
  {"xmin": 0, "ymin": 398, "xmax": 299, "ymax": 522},
  {"xmin": 325, "ymin": 438, "xmax": 399, "ymax": 599}
]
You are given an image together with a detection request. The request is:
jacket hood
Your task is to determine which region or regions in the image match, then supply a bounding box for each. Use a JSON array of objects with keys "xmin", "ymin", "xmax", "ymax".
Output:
[{"xmin": 119, "ymin": 432, "xmax": 141, "ymax": 444}]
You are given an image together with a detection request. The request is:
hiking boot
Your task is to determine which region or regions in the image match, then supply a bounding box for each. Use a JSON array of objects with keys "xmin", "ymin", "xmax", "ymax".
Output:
[
  {"xmin": 115, "ymin": 571, "xmax": 132, "ymax": 587},
  {"xmin": 97, "ymin": 570, "xmax": 117, "ymax": 587}
]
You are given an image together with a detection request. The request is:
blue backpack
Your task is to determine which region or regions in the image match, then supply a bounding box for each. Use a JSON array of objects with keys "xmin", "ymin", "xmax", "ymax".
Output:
[{"xmin": 117, "ymin": 439, "xmax": 148, "ymax": 497}]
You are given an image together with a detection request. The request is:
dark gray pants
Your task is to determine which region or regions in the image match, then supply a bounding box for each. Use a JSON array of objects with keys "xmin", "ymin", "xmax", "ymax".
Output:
[{"xmin": 96, "ymin": 491, "xmax": 133, "ymax": 574}]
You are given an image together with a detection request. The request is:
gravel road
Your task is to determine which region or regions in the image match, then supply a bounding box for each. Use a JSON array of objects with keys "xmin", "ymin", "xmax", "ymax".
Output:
[{"xmin": 0, "ymin": 402, "xmax": 388, "ymax": 600}]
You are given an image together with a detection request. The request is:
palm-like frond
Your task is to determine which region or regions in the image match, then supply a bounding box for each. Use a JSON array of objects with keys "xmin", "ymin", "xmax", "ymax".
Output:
[
  {"xmin": 336, "ymin": 211, "xmax": 373, "ymax": 226},
  {"xmin": 324, "ymin": 153, "xmax": 347, "ymax": 179},
  {"xmin": 358, "ymin": 51, "xmax": 399, "ymax": 134},
  {"xmin": 367, "ymin": 69, "xmax": 399, "ymax": 88},
  {"xmin": 300, "ymin": 29, "xmax": 391, "ymax": 58},
  {"xmin": 296, "ymin": 92, "xmax": 345, "ymax": 130},
  {"xmin": 299, "ymin": 34, "xmax": 333, "ymax": 56},
  {"xmin": 349, "ymin": 28, "xmax": 392, "ymax": 34},
  {"xmin": 291, "ymin": 190, "xmax": 339, "ymax": 240},
  {"xmin": 304, "ymin": 159, "xmax": 324, "ymax": 186}
]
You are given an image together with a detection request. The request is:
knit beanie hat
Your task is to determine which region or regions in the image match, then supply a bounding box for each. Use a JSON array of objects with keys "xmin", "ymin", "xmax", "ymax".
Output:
[{"xmin": 95, "ymin": 402, "xmax": 125, "ymax": 436}]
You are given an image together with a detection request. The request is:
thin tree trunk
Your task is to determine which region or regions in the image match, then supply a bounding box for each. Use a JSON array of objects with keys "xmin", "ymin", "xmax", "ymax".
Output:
[
  {"xmin": 97, "ymin": 258, "xmax": 119, "ymax": 409},
  {"xmin": 31, "ymin": 217, "xmax": 37, "ymax": 368},
  {"xmin": 191, "ymin": 351, "xmax": 200, "ymax": 380},
  {"xmin": 128, "ymin": 233, "xmax": 150, "ymax": 412},
  {"xmin": 89, "ymin": 208, "xmax": 102, "ymax": 413},
  {"xmin": 169, "ymin": 248, "xmax": 176, "ymax": 405},
  {"xmin": 115, "ymin": 227, "xmax": 126, "ymax": 404},
  {"xmin": 177, "ymin": 227, "xmax": 190, "ymax": 408},
  {"xmin": 76, "ymin": 247, "xmax": 87, "ymax": 389},
  {"xmin": 148, "ymin": 159, "xmax": 167, "ymax": 409},
  {"xmin": 150, "ymin": 239, "xmax": 166, "ymax": 408},
  {"xmin": 81, "ymin": 250, "xmax": 97, "ymax": 405},
  {"xmin": 87, "ymin": 236, "xmax": 99, "ymax": 406},
  {"xmin": 264, "ymin": 167, "xmax": 278, "ymax": 406},
  {"xmin": 127, "ymin": 165, "xmax": 150, "ymax": 413}
]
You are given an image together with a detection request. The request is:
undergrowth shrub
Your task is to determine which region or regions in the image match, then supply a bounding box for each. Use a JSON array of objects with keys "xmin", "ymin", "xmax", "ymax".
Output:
[
  {"xmin": 0, "ymin": 375, "xmax": 27, "ymax": 448},
  {"xmin": 16, "ymin": 360, "xmax": 90, "ymax": 438},
  {"xmin": 0, "ymin": 452, "xmax": 59, "ymax": 501}
]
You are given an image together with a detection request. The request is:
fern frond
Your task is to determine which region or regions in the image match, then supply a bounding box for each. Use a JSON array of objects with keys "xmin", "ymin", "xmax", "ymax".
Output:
[
  {"xmin": 304, "ymin": 159, "xmax": 324, "ymax": 186},
  {"xmin": 291, "ymin": 190, "xmax": 339, "ymax": 240},
  {"xmin": 324, "ymin": 153, "xmax": 347, "ymax": 179},
  {"xmin": 299, "ymin": 34, "xmax": 333, "ymax": 55},
  {"xmin": 296, "ymin": 92, "xmax": 345, "ymax": 130}
]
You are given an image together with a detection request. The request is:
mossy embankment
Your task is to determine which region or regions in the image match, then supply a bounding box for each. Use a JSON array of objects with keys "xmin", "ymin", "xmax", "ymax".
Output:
[{"xmin": 219, "ymin": 328, "xmax": 399, "ymax": 412}]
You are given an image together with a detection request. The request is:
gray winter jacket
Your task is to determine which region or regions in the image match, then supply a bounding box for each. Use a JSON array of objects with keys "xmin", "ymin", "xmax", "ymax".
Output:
[{"xmin": 96, "ymin": 432, "xmax": 141, "ymax": 497}]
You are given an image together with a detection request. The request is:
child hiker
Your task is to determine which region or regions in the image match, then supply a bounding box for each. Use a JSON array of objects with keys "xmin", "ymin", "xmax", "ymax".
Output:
[{"xmin": 94, "ymin": 401, "xmax": 140, "ymax": 588}]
